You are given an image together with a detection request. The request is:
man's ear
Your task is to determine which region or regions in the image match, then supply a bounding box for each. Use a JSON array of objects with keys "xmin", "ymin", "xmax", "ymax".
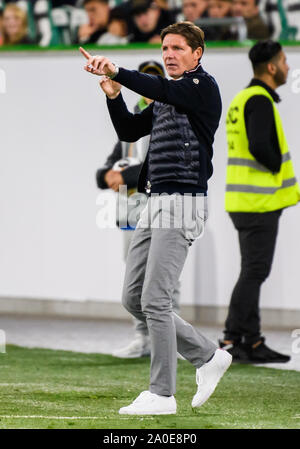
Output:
[
  {"xmin": 194, "ymin": 46, "xmax": 203, "ymax": 61},
  {"xmin": 267, "ymin": 62, "xmax": 277, "ymax": 76}
]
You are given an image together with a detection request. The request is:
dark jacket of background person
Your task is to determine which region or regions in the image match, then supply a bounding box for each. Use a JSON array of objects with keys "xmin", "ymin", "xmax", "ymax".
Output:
[
  {"xmin": 96, "ymin": 100, "xmax": 150, "ymax": 228},
  {"xmin": 96, "ymin": 140, "xmax": 143, "ymax": 190},
  {"xmin": 244, "ymin": 78, "xmax": 281, "ymax": 172},
  {"xmin": 106, "ymin": 63, "xmax": 222, "ymax": 195}
]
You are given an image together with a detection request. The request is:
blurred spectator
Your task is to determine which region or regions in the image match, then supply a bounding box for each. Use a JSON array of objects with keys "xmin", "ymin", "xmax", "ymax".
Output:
[
  {"xmin": 208, "ymin": 0, "xmax": 232, "ymax": 17},
  {"xmin": 77, "ymin": 0, "xmax": 110, "ymax": 44},
  {"xmin": 128, "ymin": 0, "xmax": 174, "ymax": 43},
  {"xmin": 97, "ymin": 7, "xmax": 128, "ymax": 44},
  {"xmin": 232, "ymin": 0, "xmax": 271, "ymax": 39},
  {"xmin": 183, "ymin": 0, "xmax": 209, "ymax": 21},
  {"xmin": 205, "ymin": 0, "xmax": 237, "ymax": 40},
  {"xmin": 1, "ymin": 3, "xmax": 35, "ymax": 45},
  {"xmin": 0, "ymin": 10, "xmax": 3, "ymax": 45}
]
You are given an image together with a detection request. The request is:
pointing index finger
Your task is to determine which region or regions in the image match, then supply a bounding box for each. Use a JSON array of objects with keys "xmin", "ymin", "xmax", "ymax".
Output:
[{"xmin": 79, "ymin": 47, "xmax": 91, "ymax": 60}]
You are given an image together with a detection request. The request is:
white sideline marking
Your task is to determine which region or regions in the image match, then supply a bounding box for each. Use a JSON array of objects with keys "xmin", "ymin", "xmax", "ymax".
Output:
[
  {"xmin": 0, "ymin": 415, "xmax": 154, "ymax": 420},
  {"xmin": 0, "ymin": 415, "xmax": 100, "ymax": 420}
]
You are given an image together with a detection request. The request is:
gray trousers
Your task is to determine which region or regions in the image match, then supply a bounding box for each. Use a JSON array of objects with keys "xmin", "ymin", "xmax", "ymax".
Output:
[
  {"xmin": 122, "ymin": 194, "xmax": 217, "ymax": 396},
  {"xmin": 122, "ymin": 229, "xmax": 180, "ymax": 335}
]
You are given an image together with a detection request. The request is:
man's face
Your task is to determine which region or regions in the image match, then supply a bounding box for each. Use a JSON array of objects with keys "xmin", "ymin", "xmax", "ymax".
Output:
[
  {"xmin": 85, "ymin": 1, "xmax": 109, "ymax": 28},
  {"xmin": 272, "ymin": 50, "xmax": 289, "ymax": 87},
  {"xmin": 134, "ymin": 6, "xmax": 160, "ymax": 33},
  {"xmin": 162, "ymin": 33, "xmax": 202, "ymax": 79},
  {"xmin": 183, "ymin": 0, "xmax": 208, "ymax": 22},
  {"xmin": 208, "ymin": 0, "xmax": 232, "ymax": 18},
  {"xmin": 232, "ymin": 0, "xmax": 258, "ymax": 18}
]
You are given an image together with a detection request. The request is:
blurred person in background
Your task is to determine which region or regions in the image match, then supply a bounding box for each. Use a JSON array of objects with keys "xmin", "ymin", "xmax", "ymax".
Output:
[
  {"xmin": 1, "ymin": 3, "xmax": 35, "ymax": 45},
  {"xmin": 96, "ymin": 60, "xmax": 181, "ymax": 359},
  {"xmin": 220, "ymin": 40, "xmax": 300, "ymax": 363},
  {"xmin": 97, "ymin": 8, "xmax": 128, "ymax": 44},
  {"xmin": 232, "ymin": 0, "xmax": 271, "ymax": 39},
  {"xmin": 205, "ymin": 0, "xmax": 236, "ymax": 40},
  {"xmin": 183, "ymin": 0, "xmax": 209, "ymax": 21},
  {"xmin": 128, "ymin": 0, "xmax": 174, "ymax": 43},
  {"xmin": 77, "ymin": 0, "xmax": 110, "ymax": 44},
  {"xmin": 208, "ymin": 0, "xmax": 232, "ymax": 18},
  {"xmin": 0, "ymin": 9, "xmax": 3, "ymax": 45}
]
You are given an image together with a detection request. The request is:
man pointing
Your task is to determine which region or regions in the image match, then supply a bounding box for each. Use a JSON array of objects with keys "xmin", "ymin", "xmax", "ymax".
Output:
[{"xmin": 80, "ymin": 21, "xmax": 232, "ymax": 415}]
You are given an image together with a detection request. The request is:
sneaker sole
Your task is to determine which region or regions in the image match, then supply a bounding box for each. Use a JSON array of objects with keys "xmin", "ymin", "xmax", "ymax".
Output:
[
  {"xmin": 252, "ymin": 358, "xmax": 290, "ymax": 364},
  {"xmin": 192, "ymin": 351, "xmax": 232, "ymax": 408},
  {"xmin": 119, "ymin": 409, "xmax": 177, "ymax": 415}
]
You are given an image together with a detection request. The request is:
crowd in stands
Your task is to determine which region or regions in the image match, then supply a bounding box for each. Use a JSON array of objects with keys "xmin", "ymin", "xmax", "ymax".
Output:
[{"xmin": 0, "ymin": 0, "xmax": 300, "ymax": 47}]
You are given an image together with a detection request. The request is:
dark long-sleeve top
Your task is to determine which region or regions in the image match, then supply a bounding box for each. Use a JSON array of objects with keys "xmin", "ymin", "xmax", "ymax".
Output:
[
  {"xmin": 107, "ymin": 64, "xmax": 222, "ymax": 193},
  {"xmin": 244, "ymin": 79, "xmax": 282, "ymax": 173}
]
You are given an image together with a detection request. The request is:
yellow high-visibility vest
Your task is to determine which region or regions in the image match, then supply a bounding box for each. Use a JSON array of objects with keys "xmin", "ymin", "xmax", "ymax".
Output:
[{"xmin": 225, "ymin": 85, "xmax": 300, "ymax": 212}]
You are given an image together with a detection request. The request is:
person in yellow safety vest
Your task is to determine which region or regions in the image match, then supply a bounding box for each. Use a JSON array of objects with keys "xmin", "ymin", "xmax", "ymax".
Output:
[{"xmin": 219, "ymin": 40, "xmax": 300, "ymax": 364}]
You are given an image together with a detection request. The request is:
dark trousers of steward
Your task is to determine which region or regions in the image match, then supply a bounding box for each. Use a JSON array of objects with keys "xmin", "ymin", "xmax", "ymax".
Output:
[
  {"xmin": 122, "ymin": 193, "xmax": 217, "ymax": 396},
  {"xmin": 224, "ymin": 209, "xmax": 282, "ymax": 345}
]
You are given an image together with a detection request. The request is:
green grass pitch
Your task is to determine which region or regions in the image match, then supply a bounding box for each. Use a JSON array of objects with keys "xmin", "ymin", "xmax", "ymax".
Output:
[{"xmin": 0, "ymin": 345, "xmax": 300, "ymax": 429}]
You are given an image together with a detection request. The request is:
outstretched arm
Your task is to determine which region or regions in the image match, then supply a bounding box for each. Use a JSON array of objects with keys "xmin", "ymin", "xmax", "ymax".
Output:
[
  {"xmin": 79, "ymin": 47, "xmax": 217, "ymax": 112},
  {"xmin": 80, "ymin": 47, "xmax": 153, "ymax": 141}
]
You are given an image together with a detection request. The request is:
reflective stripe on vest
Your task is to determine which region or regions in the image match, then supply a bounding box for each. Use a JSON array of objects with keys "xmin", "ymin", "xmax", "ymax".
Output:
[
  {"xmin": 227, "ymin": 152, "xmax": 291, "ymax": 173},
  {"xmin": 226, "ymin": 176, "xmax": 297, "ymax": 194},
  {"xmin": 225, "ymin": 86, "xmax": 300, "ymax": 212}
]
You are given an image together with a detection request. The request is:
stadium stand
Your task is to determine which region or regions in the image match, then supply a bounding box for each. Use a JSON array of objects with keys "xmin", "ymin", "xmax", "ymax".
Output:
[
  {"xmin": 0, "ymin": 0, "xmax": 299, "ymax": 46},
  {"xmin": 261, "ymin": 0, "xmax": 300, "ymax": 40}
]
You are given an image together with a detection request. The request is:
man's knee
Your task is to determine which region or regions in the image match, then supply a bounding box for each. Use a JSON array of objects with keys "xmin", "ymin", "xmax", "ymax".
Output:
[
  {"xmin": 141, "ymin": 295, "xmax": 172, "ymax": 317},
  {"xmin": 122, "ymin": 287, "xmax": 141, "ymax": 314},
  {"xmin": 122, "ymin": 291, "xmax": 133, "ymax": 312},
  {"xmin": 241, "ymin": 262, "xmax": 272, "ymax": 282}
]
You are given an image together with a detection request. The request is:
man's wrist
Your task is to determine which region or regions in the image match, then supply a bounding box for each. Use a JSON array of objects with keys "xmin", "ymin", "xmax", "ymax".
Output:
[
  {"xmin": 106, "ymin": 91, "xmax": 121, "ymax": 100},
  {"xmin": 109, "ymin": 64, "xmax": 119, "ymax": 80}
]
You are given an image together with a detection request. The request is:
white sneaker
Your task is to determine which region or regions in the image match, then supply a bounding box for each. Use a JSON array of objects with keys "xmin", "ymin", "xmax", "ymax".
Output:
[
  {"xmin": 119, "ymin": 391, "xmax": 177, "ymax": 415},
  {"xmin": 112, "ymin": 335, "xmax": 150, "ymax": 358},
  {"xmin": 192, "ymin": 348, "xmax": 232, "ymax": 408}
]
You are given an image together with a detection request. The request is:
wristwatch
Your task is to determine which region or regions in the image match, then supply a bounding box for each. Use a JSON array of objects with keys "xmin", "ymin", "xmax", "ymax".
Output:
[{"xmin": 109, "ymin": 64, "xmax": 119, "ymax": 80}]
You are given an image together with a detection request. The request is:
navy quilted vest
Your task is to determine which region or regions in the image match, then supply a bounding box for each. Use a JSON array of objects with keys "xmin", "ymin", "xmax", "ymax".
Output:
[{"xmin": 147, "ymin": 101, "xmax": 201, "ymax": 187}]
